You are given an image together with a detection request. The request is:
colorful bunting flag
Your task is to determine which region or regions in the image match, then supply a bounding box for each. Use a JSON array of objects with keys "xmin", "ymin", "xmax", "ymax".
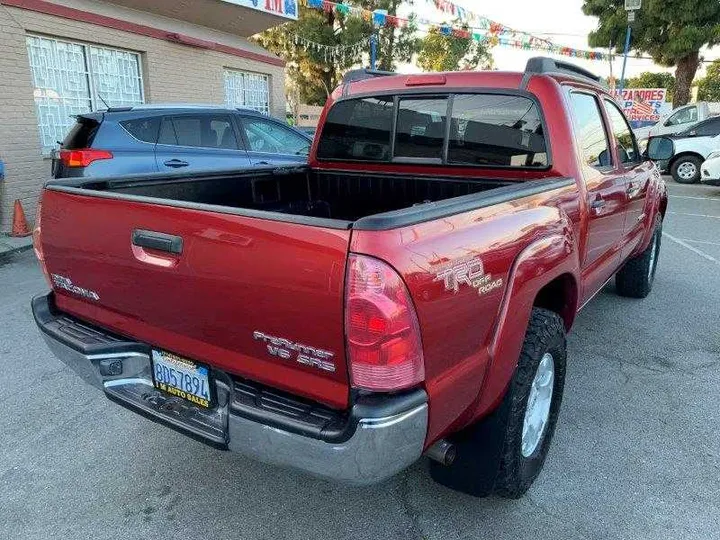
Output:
[
  {"xmin": 373, "ymin": 9, "xmax": 387, "ymax": 26},
  {"xmin": 297, "ymin": 0, "xmax": 607, "ymax": 61}
]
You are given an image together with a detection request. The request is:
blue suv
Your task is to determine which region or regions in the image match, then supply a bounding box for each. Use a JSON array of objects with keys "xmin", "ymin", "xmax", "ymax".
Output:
[{"xmin": 52, "ymin": 105, "xmax": 313, "ymax": 178}]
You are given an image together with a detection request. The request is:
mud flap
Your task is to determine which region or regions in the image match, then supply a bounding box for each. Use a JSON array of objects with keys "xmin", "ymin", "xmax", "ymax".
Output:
[{"xmin": 427, "ymin": 387, "xmax": 512, "ymax": 497}]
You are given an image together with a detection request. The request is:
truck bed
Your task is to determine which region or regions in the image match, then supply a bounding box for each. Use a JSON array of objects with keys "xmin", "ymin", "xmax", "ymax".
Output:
[
  {"xmin": 69, "ymin": 167, "xmax": 513, "ymax": 226},
  {"xmin": 40, "ymin": 166, "xmax": 573, "ymax": 408}
]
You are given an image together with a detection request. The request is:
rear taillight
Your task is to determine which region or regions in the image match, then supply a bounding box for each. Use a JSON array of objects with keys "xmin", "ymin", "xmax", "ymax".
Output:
[
  {"xmin": 59, "ymin": 148, "xmax": 112, "ymax": 168},
  {"xmin": 33, "ymin": 201, "xmax": 52, "ymax": 288},
  {"xmin": 345, "ymin": 254, "xmax": 425, "ymax": 391}
]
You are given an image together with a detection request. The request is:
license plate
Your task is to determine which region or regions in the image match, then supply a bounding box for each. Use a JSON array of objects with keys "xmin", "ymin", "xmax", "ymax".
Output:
[{"xmin": 151, "ymin": 350, "xmax": 212, "ymax": 408}]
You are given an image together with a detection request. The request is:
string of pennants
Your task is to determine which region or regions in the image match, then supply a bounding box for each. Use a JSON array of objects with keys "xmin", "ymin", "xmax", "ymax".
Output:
[
  {"xmin": 298, "ymin": 0, "xmax": 608, "ymax": 61},
  {"xmin": 293, "ymin": 33, "xmax": 368, "ymax": 63}
]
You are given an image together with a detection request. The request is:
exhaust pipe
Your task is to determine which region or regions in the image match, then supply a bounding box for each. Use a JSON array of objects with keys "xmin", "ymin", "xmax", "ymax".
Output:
[{"xmin": 425, "ymin": 439, "xmax": 456, "ymax": 466}]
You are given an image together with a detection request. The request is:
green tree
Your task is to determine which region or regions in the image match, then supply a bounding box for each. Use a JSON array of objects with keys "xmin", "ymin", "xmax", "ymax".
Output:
[
  {"xmin": 365, "ymin": 1, "xmax": 420, "ymax": 71},
  {"xmin": 255, "ymin": 2, "xmax": 420, "ymax": 106},
  {"xmin": 417, "ymin": 25, "xmax": 493, "ymax": 72},
  {"xmin": 625, "ymin": 71, "xmax": 675, "ymax": 102},
  {"xmin": 582, "ymin": 0, "xmax": 720, "ymax": 107},
  {"xmin": 254, "ymin": 6, "xmax": 369, "ymax": 106},
  {"xmin": 697, "ymin": 60, "xmax": 720, "ymax": 101}
]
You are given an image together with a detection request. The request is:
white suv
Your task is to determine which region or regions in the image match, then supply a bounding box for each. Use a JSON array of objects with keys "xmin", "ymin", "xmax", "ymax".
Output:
[{"xmin": 661, "ymin": 117, "xmax": 720, "ymax": 183}]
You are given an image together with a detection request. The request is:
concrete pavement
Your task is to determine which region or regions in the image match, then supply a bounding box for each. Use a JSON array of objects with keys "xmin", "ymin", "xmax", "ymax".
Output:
[{"xmin": 0, "ymin": 235, "xmax": 32, "ymax": 259}]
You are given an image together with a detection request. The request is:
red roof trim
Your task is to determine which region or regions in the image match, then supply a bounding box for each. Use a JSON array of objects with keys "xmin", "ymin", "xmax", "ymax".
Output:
[{"xmin": 4, "ymin": 0, "xmax": 286, "ymax": 67}]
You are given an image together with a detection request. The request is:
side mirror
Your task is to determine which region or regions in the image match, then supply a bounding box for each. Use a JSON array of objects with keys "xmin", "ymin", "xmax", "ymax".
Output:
[
  {"xmin": 687, "ymin": 130, "xmax": 697, "ymax": 137},
  {"xmin": 646, "ymin": 136, "xmax": 675, "ymax": 161}
]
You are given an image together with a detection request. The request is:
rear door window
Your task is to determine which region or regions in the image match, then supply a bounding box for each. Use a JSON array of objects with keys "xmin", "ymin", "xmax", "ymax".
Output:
[
  {"xmin": 394, "ymin": 97, "xmax": 448, "ymax": 160},
  {"xmin": 120, "ymin": 117, "xmax": 160, "ymax": 144},
  {"xmin": 448, "ymin": 95, "xmax": 547, "ymax": 167},
  {"xmin": 317, "ymin": 96, "xmax": 394, "ymax": 161},
  {"xmin": 158, "ymin": 115, "xmax": 239, "ymax": 149}
]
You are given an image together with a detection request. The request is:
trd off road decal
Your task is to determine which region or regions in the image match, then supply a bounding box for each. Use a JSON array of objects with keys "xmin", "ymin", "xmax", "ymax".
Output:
[{"xmin": 433, "ymin": 256, "xmax": 503, "ymax": 296}]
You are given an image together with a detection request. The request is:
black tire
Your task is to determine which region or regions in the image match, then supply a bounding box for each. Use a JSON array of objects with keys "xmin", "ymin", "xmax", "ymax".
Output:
[
  {"xmin": 670, "ymin": 155, "xmax": 702, "ymax": 184},
  {"xmin": 615, "ymin": 220, "xmax": 661, "ymax": 299},
  {"xmin": 429, "ymin": 308, "xmax": 567, "ymax": 498}
]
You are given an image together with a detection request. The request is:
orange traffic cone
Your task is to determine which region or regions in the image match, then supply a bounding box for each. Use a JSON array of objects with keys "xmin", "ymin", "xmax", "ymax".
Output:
[{"xmin": 11, "ymin": 199, "xmax": 31, "ymax": 237}]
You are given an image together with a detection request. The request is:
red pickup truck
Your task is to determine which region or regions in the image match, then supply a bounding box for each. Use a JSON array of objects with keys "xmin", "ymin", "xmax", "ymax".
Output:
[{"xmin": 32, "ymin": 57, "xmax": 670, "ymax": 498}]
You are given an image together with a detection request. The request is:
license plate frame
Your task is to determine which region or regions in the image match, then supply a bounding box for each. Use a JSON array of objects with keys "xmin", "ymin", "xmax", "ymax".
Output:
[{"xmin": 151, "ymin": 349, "xmax": 214, "ymax": 409}]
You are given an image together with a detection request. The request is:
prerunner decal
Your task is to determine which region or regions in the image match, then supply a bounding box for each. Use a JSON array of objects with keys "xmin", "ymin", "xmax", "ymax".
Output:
[
  {"xmin": 253, "ymin": 331, "xmax": 336, "ymax": 373},
  {"xmin": 51, "ymin": 274, "xmax": 100, "ymax": 301}
]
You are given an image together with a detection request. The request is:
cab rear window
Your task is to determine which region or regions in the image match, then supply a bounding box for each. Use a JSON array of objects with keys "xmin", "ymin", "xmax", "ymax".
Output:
[
  {"xmin": 448, "ymin": 94, "xmax": 548, "ymax": 167},
  {"xmin": 317, "ymin": 97, "xmax": 393, "ymax": 161},
  {"xmin": 395, "ymin": 97, "xmax": 448, "ymax": 160},
  {"xmin": 317, "ymin": 93, "xmax": 549, "ymax": 168}
]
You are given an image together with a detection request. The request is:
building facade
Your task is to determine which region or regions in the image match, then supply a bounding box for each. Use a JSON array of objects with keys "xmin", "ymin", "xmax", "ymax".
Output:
[
  {"xmin": 295, "ymin": 104, "xmax": 324, "ymax": 128},
  {"xmin": 0, "ymin": 0, "xmax": 293, "ymax": 232}
]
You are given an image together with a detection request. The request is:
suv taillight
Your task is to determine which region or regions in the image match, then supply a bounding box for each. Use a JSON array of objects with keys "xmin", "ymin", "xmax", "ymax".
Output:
[
  {"xmin": 345, "ymin": 254, "xmax": 425, "ymax": 391},
  {"xmin": 33, "ymin": 201, "xmax": 52, "ymax": 288},
  {"xmin": 59, "ymin": 148, "xmax": 113, "ymax": 167}
]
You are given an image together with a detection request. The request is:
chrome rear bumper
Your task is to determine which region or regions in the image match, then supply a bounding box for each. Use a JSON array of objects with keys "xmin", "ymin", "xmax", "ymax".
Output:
[{"xmin": 32, "ymin": 294, "xmax": 427, "ymax": 485}]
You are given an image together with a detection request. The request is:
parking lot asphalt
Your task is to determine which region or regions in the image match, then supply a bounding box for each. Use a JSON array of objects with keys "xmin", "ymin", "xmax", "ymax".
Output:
[{"xmin": 1, "ymin": 178, "xmax": 718, "ymax": 540}]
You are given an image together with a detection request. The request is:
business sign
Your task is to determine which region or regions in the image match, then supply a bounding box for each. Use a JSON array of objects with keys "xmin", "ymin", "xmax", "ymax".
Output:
[
  {"xmin": 613, "ymin": 88, "xmax": 667, "ymax": 123},
  {"xmin": 222, "ymin": 0, "xmax": 298, "ymax": 20}
]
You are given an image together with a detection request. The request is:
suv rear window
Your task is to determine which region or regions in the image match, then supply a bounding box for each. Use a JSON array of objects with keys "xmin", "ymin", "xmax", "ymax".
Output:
[
  {"xmin": 62, "ymin": 117, "xmax": 100, "ymax": 149},
  {"xmin": 317, "ymin": 93, "xmax": 549, "ymax": 168}
]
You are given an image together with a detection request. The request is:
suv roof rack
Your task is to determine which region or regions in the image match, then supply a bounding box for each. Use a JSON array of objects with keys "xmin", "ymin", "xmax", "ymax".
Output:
[
  {"xmin": 342, "ymin": 69, "xmax": 395, "ymax": 85},
  {"xmin": 105, "ymin": 103, "xmax": 229, "ymax": 113},
  {"xmin": 523, "ymin": 56, "xmax": 607, "ymax": 88}
]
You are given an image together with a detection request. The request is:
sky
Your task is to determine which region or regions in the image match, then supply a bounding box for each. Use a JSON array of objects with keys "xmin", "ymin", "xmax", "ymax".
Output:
[{"xmin": 398, "ymin": 0, "xmax": 718, "ymax": 80}]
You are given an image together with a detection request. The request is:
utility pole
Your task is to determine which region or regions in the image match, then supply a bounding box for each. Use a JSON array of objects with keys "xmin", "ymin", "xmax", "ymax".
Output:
[
  {"xmin": 618, "ymin": 0, "xmax": 642, "ymax": 95},
  {"xmin": 370, "ymin": 33, "xmax": 377, "ymax": 70}
]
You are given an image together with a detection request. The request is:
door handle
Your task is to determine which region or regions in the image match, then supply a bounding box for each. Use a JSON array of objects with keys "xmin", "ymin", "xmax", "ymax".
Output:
[
  {"xmin": 590, "ymin": 197, "xmax": 606, "ymax": 215},
  {"xmin": 626, "ymin": 181, "xmax": 642, "ymax": 198},
  {"xmin": 255, "ymin": 161, "xmax": 270, "ymax": 165},
  {"xmin": 132, "ymin": 229, "xmax": 183, "ymax": 254},
  {"xmin": 163, "ymin": 159, "xmax": 189, "ymax": 168}
]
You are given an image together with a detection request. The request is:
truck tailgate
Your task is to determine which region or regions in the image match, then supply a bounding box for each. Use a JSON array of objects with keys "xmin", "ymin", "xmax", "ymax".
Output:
[{"xmin": 40, "ymin": 189, "xmax": 351, "ymax": 408}]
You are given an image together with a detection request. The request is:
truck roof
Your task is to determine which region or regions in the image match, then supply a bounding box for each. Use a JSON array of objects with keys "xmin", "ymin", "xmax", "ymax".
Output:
[{"xmin": 339, "ymin": 57, "xmax": 609, "ymax": 99}]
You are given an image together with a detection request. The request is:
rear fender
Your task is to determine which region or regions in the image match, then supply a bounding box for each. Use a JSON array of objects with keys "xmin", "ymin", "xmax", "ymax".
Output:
[{"xmin": 471, "ymin": 231, "xmax": 580, "ymax": 419}]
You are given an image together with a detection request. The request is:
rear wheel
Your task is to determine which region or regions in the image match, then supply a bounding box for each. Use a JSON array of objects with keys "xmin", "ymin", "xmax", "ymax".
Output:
[
  {"xmin": 615, "ymin": 220, "xmax": 662, "ymax": 299},
  {"xmin": 671, "ymin": 155, "xmax": 702, "ymax": 184},
  {"xmin": 429, "ymin": 308, "xmax": 567, "ymax": 498}
]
